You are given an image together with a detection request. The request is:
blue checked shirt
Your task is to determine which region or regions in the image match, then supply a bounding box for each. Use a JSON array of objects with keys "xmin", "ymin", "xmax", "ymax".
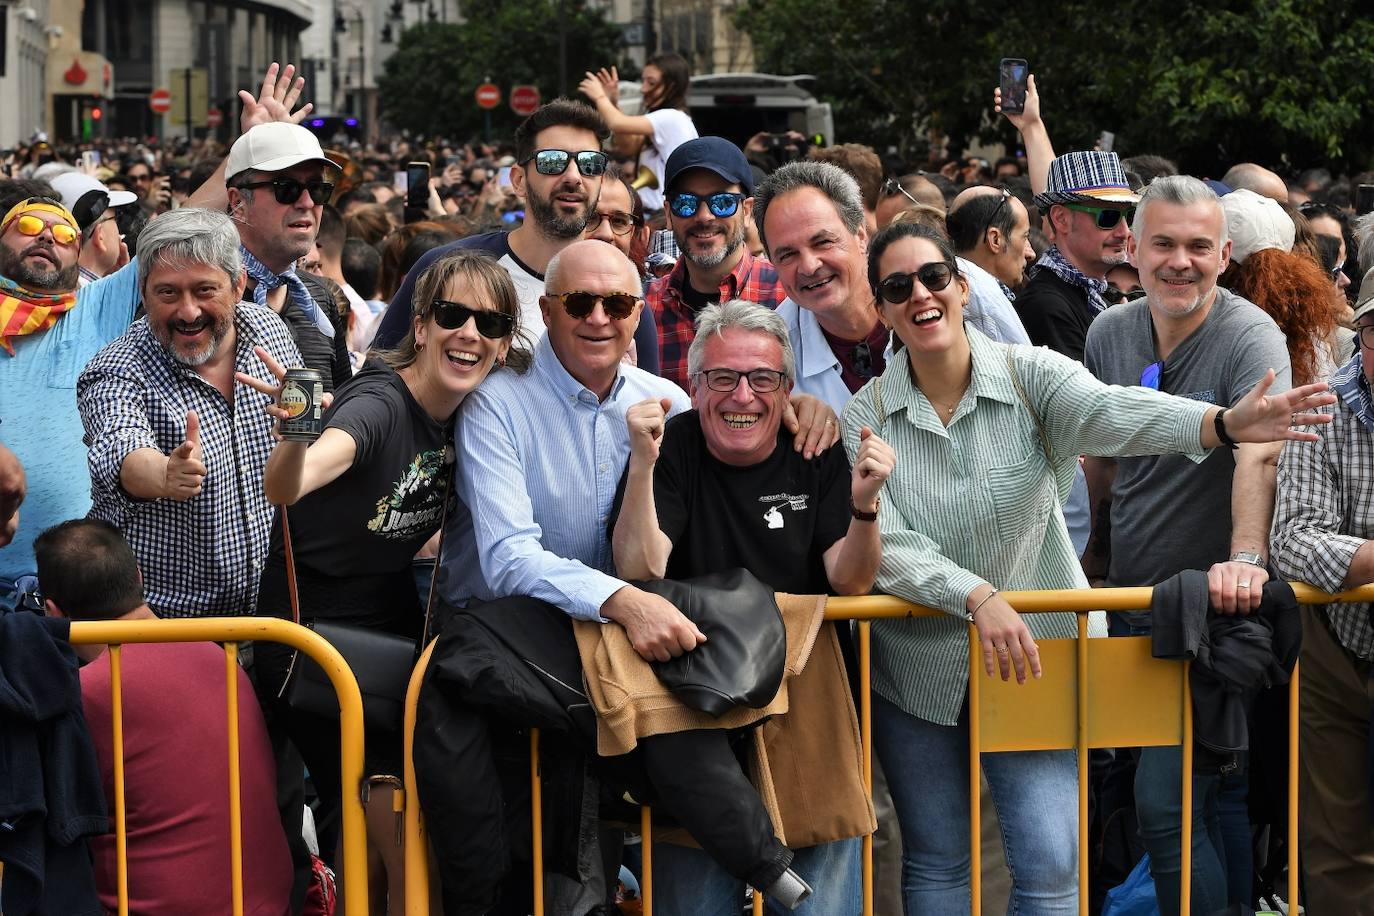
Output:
[
  {"xmin": 77, "ymin": 303, "xmax": 301, "ymax": 618},
  {"xmin": 439, "ymin": 336, "xmax": 690, "ymax": 618}
]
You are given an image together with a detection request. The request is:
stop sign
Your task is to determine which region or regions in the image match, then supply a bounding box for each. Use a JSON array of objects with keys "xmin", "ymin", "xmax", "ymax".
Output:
[
  {"xmin": 207, "ymin": 107, "xmax": 223, "ymax": 128},
  {"xmin": 510, "ymin": 85, "xmax": 541, "ymax": 116},
  {"xmin": 475, "ymin": 83, "xmax": 501, "ymax": 110},
  {"xmin": 149, "ymin": 88, "xmax": 172, "ymax": 114}
]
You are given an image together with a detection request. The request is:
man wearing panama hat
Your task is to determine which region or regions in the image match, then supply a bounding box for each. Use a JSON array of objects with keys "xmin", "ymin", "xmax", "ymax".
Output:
[{"xmin": 1016, "ymin": 149, "xmax": 1141, "ymax": 363}]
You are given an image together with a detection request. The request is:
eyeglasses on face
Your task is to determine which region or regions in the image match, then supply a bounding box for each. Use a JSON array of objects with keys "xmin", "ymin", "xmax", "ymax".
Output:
[
  {"xmin": 524, "ymin": 149, "xmax": 609, "ymax": 178},
  {"xmin": 586, "ymin": 210, "xmax": 639, "ymax": 236},
  {"xmin": 1357, "ymin": 325, "xmax": 1374, "ymax": 350},
  {"xmin": 430, "ymin": 300, "xmax": 516, "ymax": 339},
  {"xmin": 552, "ymin": 290, "xmax": 641, "ymax": 320},
  {"xmin": 1063, "ymin": 203, "xmax": 1134, "ymax": 230},
  {"xmin": 668, "ymin": 191, "xmax": 744, "ymax": 220},
  {"xmin": 876, "ymin": 262, "xmax": 956, "ymax": 304},
  {"xmin": 696, "ymin": 367, "xmax": 786, "ymax": 393},
  {"xmin": 236, "ymin": 176, "xmax": 336, "ymax": 206},
  {"xmin": 1102, "ymin": 285, "xmax": 1145, "ymax": 305}
]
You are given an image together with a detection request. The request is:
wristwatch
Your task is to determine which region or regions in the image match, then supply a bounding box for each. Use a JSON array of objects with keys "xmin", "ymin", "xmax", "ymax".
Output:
[
  {"xmin": 1229, "ymin": 551, "xmax": 1265, "ymax": 567},
  {"xmin": 850, "ymin": 498, "xmax": 880, "ymax": 522}
]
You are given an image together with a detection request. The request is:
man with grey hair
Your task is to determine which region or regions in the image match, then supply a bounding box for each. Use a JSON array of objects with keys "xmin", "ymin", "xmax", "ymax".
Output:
[
  {"xmin": 611, "ymin": 298, "xmax": 894, "ymax": 912},
  {"xmin": 1082, "ymin": 175, "xmax": 1296, "ymax": 915},
  {"xmin": 754, "ymin": 159, "xmax": 892, "ymax": 410},
  {"xmin": 77, "ymin": 207, "xmax": 301, "ymax": 617},
  {"xmin": 647, "ymin": 136, "xmax": 787, "ymax": 391}
]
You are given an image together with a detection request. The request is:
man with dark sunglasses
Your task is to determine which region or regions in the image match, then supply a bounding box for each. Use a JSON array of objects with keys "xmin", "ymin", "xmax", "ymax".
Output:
[
  {"xmin": 1016, "ymin": 149, "xmax": 1139, "ymax": 363},
  {"xmin": 646, "ymin": 137, "xmax": 787, "ymax": 391},
  {"xmin": 372, "ymin": 100, "xmax": 612, "ymax": 354}
]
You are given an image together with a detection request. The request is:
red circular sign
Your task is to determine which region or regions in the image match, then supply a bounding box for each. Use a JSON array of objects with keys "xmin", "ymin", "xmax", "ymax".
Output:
[
  {"xmin": 510, "ymin": 85, "xmax": 541, "ymax": 116},
  {"xmin": 149, "ymin": 88, "xmax": 172, "ymax": 114},
  {"xmin": 475, "ymin": 83, "xmax": 501, "ymax": 110},
  {"xmin": 207, "ymin": 107, "xmax": 223, "ymax": 128}
]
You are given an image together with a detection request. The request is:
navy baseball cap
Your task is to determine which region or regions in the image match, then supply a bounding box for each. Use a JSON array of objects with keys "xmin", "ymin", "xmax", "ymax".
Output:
[{"xmin": 664, "ymin": 137, "xmax": 754, "ymax": 197}]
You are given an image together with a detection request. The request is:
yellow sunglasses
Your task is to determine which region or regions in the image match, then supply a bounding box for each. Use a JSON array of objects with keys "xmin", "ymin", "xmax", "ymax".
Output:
[{"xmin": 1, "ymin": 198, "xmax": 80, "ymax": 245}]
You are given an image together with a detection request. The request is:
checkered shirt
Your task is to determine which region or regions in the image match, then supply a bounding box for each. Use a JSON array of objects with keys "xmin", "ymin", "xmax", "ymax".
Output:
[
  {"xmin": 1271, "ymin": 353, "xmax": 1374, "ymax": 658},
  {"xmin": 77, "ymin": 303, "xmax": 302, "ymax": 618},
  {"xmin": 645, "ymin": 248, "xmax": 787, "ymax": 391}
]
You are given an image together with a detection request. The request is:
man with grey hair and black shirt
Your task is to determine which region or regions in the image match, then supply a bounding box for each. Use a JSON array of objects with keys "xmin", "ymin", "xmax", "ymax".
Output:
[
  {"xmin": 1082, "ymin": 175, "xmax": 1300, "ymax": 915},
  {"xmin": 611, "ymin": 298, "xmax": 894, "ymax": 913},
  {"xmin": 77, "ymin": 208, "xmax": 301, "ymax": 618}
]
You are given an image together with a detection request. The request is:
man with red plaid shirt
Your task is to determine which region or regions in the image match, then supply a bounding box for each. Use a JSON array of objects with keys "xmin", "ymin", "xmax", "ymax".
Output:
[{"xmin": 646, "ymin": 137, "xmax": 786, "ymax": 391}]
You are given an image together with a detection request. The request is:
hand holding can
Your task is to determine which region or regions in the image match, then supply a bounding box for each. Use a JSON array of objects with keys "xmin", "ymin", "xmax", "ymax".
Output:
[{"xmin": 234, "ymin": 346, "xmax": 331, "ymax": 442}]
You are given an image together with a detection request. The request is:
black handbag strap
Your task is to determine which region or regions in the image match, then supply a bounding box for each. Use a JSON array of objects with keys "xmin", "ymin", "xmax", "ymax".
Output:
[{"xmin": 277, "ymin": 448, "xmax": 454, "ymax": 698}]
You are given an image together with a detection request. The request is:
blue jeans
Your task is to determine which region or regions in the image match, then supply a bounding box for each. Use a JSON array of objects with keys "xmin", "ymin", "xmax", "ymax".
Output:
[
  {"xmin": 873, "ymin": 694, "xmax": 1078, "ymax": 915},
  {"xmin": 652, "ymin": 836, "xmax": 862, "ymax": 915},
  {"xmin": 1134, "ymin": 745, "xmax": 1251, "ymax": 916}
]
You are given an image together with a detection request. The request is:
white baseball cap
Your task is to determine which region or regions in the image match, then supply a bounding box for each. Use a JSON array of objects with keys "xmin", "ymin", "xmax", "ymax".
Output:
[
  {"xmin": 225, "ymin": 122, "xmax": 334, "ymax": 181},
  {"xmin": 1221, "ymin": 189, "xmax": 1295, "ymax": 264},
  {"xmin": 50, "ymin": 171, "xmax": 138, "ymax": 231}
]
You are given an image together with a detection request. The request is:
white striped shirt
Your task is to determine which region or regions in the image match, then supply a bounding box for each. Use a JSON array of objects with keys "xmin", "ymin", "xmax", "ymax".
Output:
[{"xmin": 841, "ymin": 328, "xmax": 1212, "ymax": 726}]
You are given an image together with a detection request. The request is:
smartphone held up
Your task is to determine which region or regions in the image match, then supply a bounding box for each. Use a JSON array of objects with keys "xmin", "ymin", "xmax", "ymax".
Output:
[{"xmin": 999, "ymin": 58, "xmax": 1029, "ymax": 115}]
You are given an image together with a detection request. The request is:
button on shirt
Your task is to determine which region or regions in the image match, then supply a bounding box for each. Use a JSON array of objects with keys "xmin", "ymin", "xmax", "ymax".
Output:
[
  {"xmin": 1271, "ymin": 354, "xmax": 1374, "ymax": 659},
  {"xmin": 77, "ymin": 303, "xmax": 302, "ymax": 618},
  {"xmin": 840, "ymin": 328, "xmax": 1212, "ymax": 726},
  {"xmin": 645, "ymin": 248, "xmax": 786, "ymax": 392},
  {"xmin": 440, "ymin": 336, "xmax": 690, "ymax": 619}
]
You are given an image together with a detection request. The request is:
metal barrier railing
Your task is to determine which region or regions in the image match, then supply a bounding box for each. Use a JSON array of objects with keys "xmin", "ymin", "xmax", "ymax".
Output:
[
  {"xmin": 401, "ymin": 583, "xmax": 1373, "ymax": 915},
  {"xmin": 67, "ymin": 617, "xmax": 370, "ymax": 916}
]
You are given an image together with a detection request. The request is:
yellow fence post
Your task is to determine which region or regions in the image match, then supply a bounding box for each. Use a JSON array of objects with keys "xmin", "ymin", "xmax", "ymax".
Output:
[
  {"xmin": 1076, "ymin": 613, "xmax": 1089, "ymax": 916},
  {"xmin": 967, "ymin": 623, "xmax": 982, "ymax": 916},
  {"xmin": 402, "ymin": 640, "xmax": 437, "ymax": 914},
  {"xmin": 109, "ymin": 643, "xmax": 129, "ymax": 916},
  {"xmin": 532, "ymin": 728, "xmax": 544, "ymax": 916},
  {"xmin": 641, "ymin": 805, "xmax": 653, "ymax": 916},
  {"xmin": 224, "ymin": 642, "xmax": 244, "ymax": 916},
  {"xmin": 859, "ymin": 619, "xmax": 874, "ymax": 916}
]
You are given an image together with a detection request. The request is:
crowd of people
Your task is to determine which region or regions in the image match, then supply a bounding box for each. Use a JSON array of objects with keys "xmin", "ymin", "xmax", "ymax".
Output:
[{"xmin": 2, "ymin": 56, "xmax": 1373, "ymax": 916}]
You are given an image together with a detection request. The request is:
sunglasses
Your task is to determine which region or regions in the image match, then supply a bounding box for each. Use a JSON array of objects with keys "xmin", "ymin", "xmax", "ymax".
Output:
[
  {"xmin": 5, "ymin": 200, "xmax": 80, "ymax": 245},
  {"xmin": 552, "ymin": 290, "xmax": 640, "ymax": 320},
  {"xmin": 1140, "ymin": 360, "xmax": 1163, "ymax": 390},
  {"xmin": 431, "ymin": 299, "xmax": 516, "ymax": 339},
  {"xmin": 524, "ymin": 149, "xmax": 609, "ymax": 178},
  {"xmin": 236, "ymin": 176, "xmax": 336, "ymax": 206},
  {"xmin": 882, "ymin": 178, "xmax": 919, "ymax": 206},
  {"xmin": 877, "ymin": 262, "xmax": 956, "ymax": 304},
  {"xmin": 1102, "ymin": 285, "xmax": 1145, "ymax": 305},
  {"xmin": 1063, "ymin": 203, "xmax": 1134, "ymax": 230},
  {"xmin": 668, "ymin": 191, "xmax": 745, "ymax": 220},
  {"xmin": 852, "ymin": 340, "xmax": 875, "ymax": 380},
  {"xmin": 697, "ymin": 367, "xmax": 786, "ymax": 393},
  {"xmin": 979, "ymin": 188, "xmax": 1013, "ymax": 241},
  {"xmin": 586, "ymin": 210, "xmax": 639, "ymax": 236}
]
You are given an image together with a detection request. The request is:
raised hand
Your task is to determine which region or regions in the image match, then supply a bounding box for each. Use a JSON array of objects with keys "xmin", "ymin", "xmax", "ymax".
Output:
[
  {"xmin": 578, "ymin": 72, "xmax": 609, "ymax": 104},
  {"xmin": 625, "ymin": 397, "xmax": 672, "ymax": 464},
  {"xmin": 994, "ymin": 73, "xmax": 1041, "ymax": 130},
  {"xmin": 1221, "ymin": 371, "xmax": 1336, "ymax": 444},
  {"xmin": 238, "ymin": 62, "xmax": 312, "ymax": 132},
  {"xmin": 165, "ymin": 410, "xmax": 207, "ymax": 500},
  {"xmin": 850, "ymin": 426, "xmax": 896, "ymax": 512}
]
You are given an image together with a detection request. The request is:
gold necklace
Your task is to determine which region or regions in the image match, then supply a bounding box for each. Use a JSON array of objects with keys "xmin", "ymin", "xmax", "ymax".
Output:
[{"xmin": 927, "ymin": 395, "xmax": 960, "ymax": 416}]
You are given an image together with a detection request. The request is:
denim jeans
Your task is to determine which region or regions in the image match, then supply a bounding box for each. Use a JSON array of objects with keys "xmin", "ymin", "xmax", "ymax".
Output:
[
  {"xmin": 1134, "ymin": 745, "xmax": 1251, "ymax": 916},
  {"xmin": 652, "ymin": 836, "xmax": 862, "ymax": 915},
  {"xmin": 873, "ymin": 694, "xmax": 1078, "ymax": 915}
]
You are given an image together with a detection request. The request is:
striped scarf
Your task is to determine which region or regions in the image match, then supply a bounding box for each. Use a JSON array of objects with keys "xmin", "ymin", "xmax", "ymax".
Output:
[
  {"xmin": 0, "ymin": 275, "xmax": 77, "ymax": 356},
  {"xmin": 1332, "ymin": 352, "xmax": 1374, "ymax": 436},
  {"xmin": 1034, "ymin": 245, "xmax": 1110, "ymax": 314}
]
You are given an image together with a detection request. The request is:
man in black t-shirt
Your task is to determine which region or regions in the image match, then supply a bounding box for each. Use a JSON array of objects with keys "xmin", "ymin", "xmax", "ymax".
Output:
[{"xmin": 610, "ymin": 299, "xmax": 895, "ymax": 913}]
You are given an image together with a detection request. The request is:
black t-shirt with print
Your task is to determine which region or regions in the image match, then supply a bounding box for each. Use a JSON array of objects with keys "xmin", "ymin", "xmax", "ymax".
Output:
[
  {"xmin": 611, "ymin": 411, "xmax": 851, "ymax": 594},
  {"xmin": 269, "ymin": 362, "xmax": 452, "ymax": 581}
]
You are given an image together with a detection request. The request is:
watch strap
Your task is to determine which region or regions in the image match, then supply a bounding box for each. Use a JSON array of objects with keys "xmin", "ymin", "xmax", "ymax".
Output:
[
  {"xmin": 1214, "ymin": 408, "xmax": 1240, "ymax": 450},
  {"xmin": 1229, "ymin": 551, "xmax": 1265, "ymax": 567},
  {"xmin": 850, "ymin": 498, "xmax": 879, "ymax": 522}
]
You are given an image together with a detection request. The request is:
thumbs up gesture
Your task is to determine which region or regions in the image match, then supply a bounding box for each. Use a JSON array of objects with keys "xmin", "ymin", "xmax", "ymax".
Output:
[{"xmin": 165, "ymin": 410, "xmax": 207, "ymax": 500}]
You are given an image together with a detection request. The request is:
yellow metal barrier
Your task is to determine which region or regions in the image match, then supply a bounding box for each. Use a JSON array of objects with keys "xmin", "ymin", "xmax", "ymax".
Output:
[
  {"xmin": 67, "ymin": 616, "xmax": 370, "ymax": 916},
  {"xmin": 401, "ymin": 583, "xmax": 1374, "ymax": 915}
]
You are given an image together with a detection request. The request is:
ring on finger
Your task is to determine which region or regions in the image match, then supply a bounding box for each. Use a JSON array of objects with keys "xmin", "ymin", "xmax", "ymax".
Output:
[
  {"xmin": 994, "ymin": 645, "xmax": 1010, "ymax": 656},
  {"xmin": 1238, "ymin": 580, "xmax": 1251, "ymax": 588}
]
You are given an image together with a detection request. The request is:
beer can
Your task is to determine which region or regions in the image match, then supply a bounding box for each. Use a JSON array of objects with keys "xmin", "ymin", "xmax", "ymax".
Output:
[{"xmin": 279, "ymin": 368, "xmax": 325, "ymax": 442}]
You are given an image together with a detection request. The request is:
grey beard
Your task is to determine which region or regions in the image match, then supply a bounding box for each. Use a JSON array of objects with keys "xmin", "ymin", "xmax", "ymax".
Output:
[{"xmin": 683, "ymin": 227, "xmax": 745, "ymax": 269}]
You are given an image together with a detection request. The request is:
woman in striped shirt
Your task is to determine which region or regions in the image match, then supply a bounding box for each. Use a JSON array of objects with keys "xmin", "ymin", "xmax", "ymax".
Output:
[{"xmin": 840, "ymin": 222, "xmax": 1333, "ymax": 913}]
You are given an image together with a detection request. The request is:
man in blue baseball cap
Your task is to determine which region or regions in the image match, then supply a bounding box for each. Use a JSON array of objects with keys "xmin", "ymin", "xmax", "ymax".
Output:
[{"xmin": 645, "ymin": 136, "xmax": 787, "ymax": 391}]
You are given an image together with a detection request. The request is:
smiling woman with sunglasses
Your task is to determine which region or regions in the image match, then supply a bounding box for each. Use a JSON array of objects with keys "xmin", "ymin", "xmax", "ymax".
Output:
[
  {"xmin": 240, "ymin": 250, "xmax": 528, "ymax": 913},
  {"xmin": 839, "ymin": 221, "xmax": 1336, "ymax": 914}
]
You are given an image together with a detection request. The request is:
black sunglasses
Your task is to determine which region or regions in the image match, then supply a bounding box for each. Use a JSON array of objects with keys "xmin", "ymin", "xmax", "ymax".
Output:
[
  {"xmin": 431, "ymin": 299, "xmax": 516, "ymax": 339},
  {"xmin": 552, "ymin": 290, "xmax": 640, "ymax": 320},
  {"xmin": 668, "ymin": 191, "xmax": 745, "ymax": 219},
  {"xmin": 236, "ymin": 176, "xmax": 335, "ymax": 206},
  {"xmin": 1064, "ymin": 203, "xmax": 1134, "ymax": 230},
  {"xmin": 697, "ymin": 367, "xmax": 786, "ymax": 393},
  {"xmin": 524, "ymin": 149, "xmax": 609, "ymax": 177},
  {"xmin": 1102, "ymin": 285, "xmax": 1145, "ymax": 305},
  {"xmin": 877, "ymin": 262, "xmax": 956, "ymax": 304}
]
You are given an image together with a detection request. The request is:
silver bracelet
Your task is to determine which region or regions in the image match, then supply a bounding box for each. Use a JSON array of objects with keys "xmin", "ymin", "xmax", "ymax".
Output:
[{"xmin": 966, "ymin": 588, "xmax": 999, "ymax": 623}]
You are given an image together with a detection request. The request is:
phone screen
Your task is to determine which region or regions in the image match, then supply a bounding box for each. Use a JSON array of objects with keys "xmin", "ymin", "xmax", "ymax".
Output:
[
  {"xmin": 406, "ymin": 162, "xmax": 431, "ymax": 208},
  {"xmin": 1000, "ymin": 59, "xmax": 1028, "ymax": 114},
  {"xmin": 1097, "ymin": 131, "xmax": 1115, "ymax": 153},
  {"xmin": 81, "ymin": 150, "xmax": 101, "ymax": 171},
  {"xmin": 1358, "ymin": 184, "xmax": 1374, "ymax": 217},
  {"xmin": 497, "ymin": 166, "xmax": 512, "ymax": 188}
]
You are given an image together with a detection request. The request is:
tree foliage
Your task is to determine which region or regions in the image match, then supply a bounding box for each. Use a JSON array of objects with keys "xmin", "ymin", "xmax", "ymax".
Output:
[
  {"xmin": 379, "ymin": 1, "xmax": 626, "ymax": 140},
  {"xmin": 737, "ymin": 0, "xmax": 1374, "ymax": 173}
]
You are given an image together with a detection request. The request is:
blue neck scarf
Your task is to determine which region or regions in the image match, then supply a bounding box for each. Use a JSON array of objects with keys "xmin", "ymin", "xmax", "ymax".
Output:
[
  {"xmin": 1331, "ymin": 352, "xmax": 1374, "ymax": 435},
  {"xmin": 240, "ymin": 245, "xmax": 334, "ymax": 339}
]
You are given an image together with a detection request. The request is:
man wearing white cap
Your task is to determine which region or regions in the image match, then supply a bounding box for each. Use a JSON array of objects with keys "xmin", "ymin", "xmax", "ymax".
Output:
[
  {"xmin": 222, "ymin": 121, "xmax": 351, "ymax": 391},
  {"xmin": 50, "ymin": 171, "xmax": 138, "ymax": 286}
]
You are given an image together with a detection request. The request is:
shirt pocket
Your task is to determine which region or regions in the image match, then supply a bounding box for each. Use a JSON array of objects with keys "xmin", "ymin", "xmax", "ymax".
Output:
[
  {"xmin": 984, "ymin": 446, "xmax": 1054, "ymax": 544},
  {"xmin": 43, "ymin": 338, "xmax": 81, "ymax": 389}
]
